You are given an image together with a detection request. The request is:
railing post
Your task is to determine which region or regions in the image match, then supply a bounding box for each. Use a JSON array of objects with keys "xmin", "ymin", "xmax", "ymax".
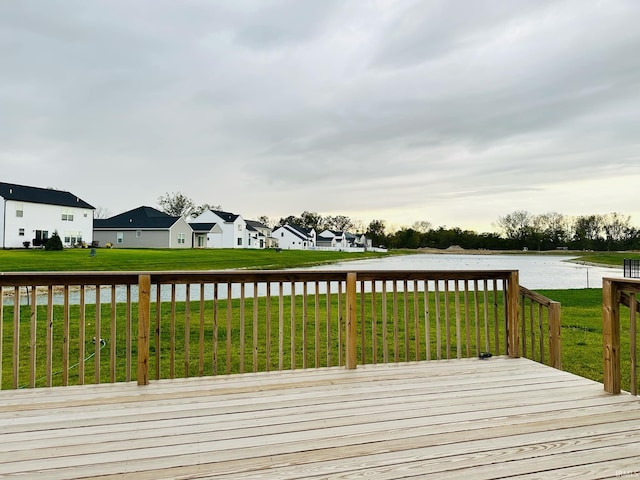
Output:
[
  {"xmin": 548, "ymin": 301, "xmax": 562, "ymax": 369},
  {"xmin": 138, "ymin": 274, "xmax": 151, "ymax": 386},
  {"xmin": 507, "ymin": 271, "xmax": 520, "ymax": 358},
  {"xmin": 346, "ymin": 272, "xmax": 357, "ymax": 369},
  {"xmin": 603, "ymin": 279, "xmax": 620, "ymax": 394}
]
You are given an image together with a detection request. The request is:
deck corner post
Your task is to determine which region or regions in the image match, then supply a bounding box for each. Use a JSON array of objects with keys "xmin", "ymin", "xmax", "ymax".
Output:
[
  {"xmin": 507, "ymin": 271, "xmax": 520, "ymax": 358},
  {"xmin": 346, "ymin": 272, "xmax": 357, "ymax": 369},
  {"xmin": 138, "ymin": 274, "xmax": 151, "ymax": 386},
  {"xmin": 548, "ymin": 301, "xmax": 562, "ymax": 369},
  {"xmin": 603, "ymin": 279, "xmax": 621, "ymax": 394}
]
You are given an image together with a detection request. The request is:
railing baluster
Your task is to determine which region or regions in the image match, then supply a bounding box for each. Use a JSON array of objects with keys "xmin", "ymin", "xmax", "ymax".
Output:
[
  {"xmin": 170, "ymin": 284, "xmax": 176, "ymax": 379},
  {"xmin": 382, "ymin": 281, "xmax": 388, "ymax": 363},
  {"xmin": 29, "ymin": 287, "xmax": 36, "ymax": 388},
  {"xmin": 413, "ymin": 280, "xmax": 419, "ymax": 361},
  {"xmin": 303, "ymin": 283, "xmax": 308, "ymax": 369},
  {"xmin": 435, "ymin": 281, "xmax": 442, "ymax": 360},
  {"xmin": 199, "ymin": 283, "xmax": 206, "ymax": 376},
  {"xmin": 360, "ymin": 281, "xmax": 366, "ymax": 365},
  {"xmin": 454, "ymin": 280, "xmax": 461, "ymax": 359},
  {"xmin": 213, "ymin": 283, "xmax": 219, "ymax": 375},
  {"xmin": 79, "ymin": 286, "xmax": 85, "ymax": 385},
  {"xmin": 424, "ymin": 280, "xmax": 430, "ymax": 361},
  {"xmin": 253, "ymin": 282, "xmax": 259, "ymax": 373},
  {"xmin": 155, "ymin": 283, "xmax": 162, "ymax": 380},
  {"xmin": 95, "ymin": 285, "xmax": 101, "ymax": 384},
  {"xmin": 111, "ymin": 285, "xmax": 117, "ymax": 383},
  {"xmin": 326, "ymin": 281, "xmax": 332, "ymax": 367},
  {"xmin": 464, "ymin": 280, "xmax": 470, "ymax": 359},
  {"xmin": 278, "ymin": 282, "xmax": 284, "ymax": 371},
  {"xmin": 13, "ymin": 287, "xmax": 19, "ymax": 389},
  {"xmin": 393, "ymin": 281, "xmax": 399, "ymax": 362},
  {"xmin": 240, "ymin": 282, "xmax": 246, "ymax": 374},
  {"xmin": 46, "ymin": 286, "xmax": 53, "ymax": 387},
  {"xmin": 371, "ymin": 281, "xmax": 377, "ymax": 364},
  {"xmin": 126, "ymin": 285, "xmax": 132, "ymax": 381},
  {"xmin": 315, "ymin": 282, "xmax": 320, "ymax": 367},
  {"xmin": 226, "ymin": 283, "xmax": 232, "ymax": 375},
  {"xmin": 185, "ymin": 284, "xmax": 191, "ymax": 377},
  {"xmin": 290, "ymin": 282, "xmax": 296, "ymax": 370},
  {"xmin": 630, "ymin": 292, "xmax": 637, "ymax": 396}
]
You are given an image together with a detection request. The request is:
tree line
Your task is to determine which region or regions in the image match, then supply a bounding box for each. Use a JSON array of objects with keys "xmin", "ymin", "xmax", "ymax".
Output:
[{"xmin": 156, "ymin": 193, "xmax": 640, "ymax": 251}]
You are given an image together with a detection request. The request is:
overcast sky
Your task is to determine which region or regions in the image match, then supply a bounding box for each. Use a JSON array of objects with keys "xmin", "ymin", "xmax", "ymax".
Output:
[{"xmin": 2, "ymin": 0, "xmax": 639, "ymax": 233}]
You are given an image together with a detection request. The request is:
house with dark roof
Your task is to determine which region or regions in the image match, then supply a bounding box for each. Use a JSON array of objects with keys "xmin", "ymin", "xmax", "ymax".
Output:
[
  {"xmin": 191, "ymin": 209, "xmax": 251, "ymax": 248},
  {"xmin": 271, "ymin": 224, "xmax": 316, "ymax": 250},
  {"xmin": 0, "ymin": 181, "xmax": 94, "ymax": 248},
  {"xmin": 93, "ymin": 206, "xmax": 193, "ymax": 248}
]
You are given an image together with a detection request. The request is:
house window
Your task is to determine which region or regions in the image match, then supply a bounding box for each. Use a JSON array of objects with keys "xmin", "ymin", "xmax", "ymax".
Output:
[
  {"xmin": 61, "ymin": 209, "xmax": 74, "ymax": 221},
  {"xmin": 18, "ymin": 228, "xmax": 24, "ymax": 236},
  {"xmin": 64, "ymin": 231, "xmax": 82, "ymax": 245},
  {"xmin": 177, "ymin": 233, "xmax": 185, "ymax": 245},
  {"xmin": 281, "ymin": 232, "xmax": 284, "ymax": 237},
  {"xmin": 136, "ymin": 230, "xmax": 142, "ymax": 238},
  {"xmin": 15, "ymin": 204, "xmax": 23, "ymax": 217},
  {"xmin": 116, "ymin": 232, "xmax": 124, "ymax": 244},
  {"xmin": 237, "ymin": 224, "xmax": 243, "ymax": 231}
]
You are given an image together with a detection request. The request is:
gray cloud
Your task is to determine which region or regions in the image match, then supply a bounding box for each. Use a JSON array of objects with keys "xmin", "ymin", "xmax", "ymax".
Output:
[{"xmin": 1, "ymin": 0, "xmax": 639, "ymax": 231}]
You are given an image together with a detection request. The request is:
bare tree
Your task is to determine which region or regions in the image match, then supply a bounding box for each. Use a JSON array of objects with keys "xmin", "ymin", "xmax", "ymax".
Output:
[
  {"xmin": 93, "ymin": 206, "xmax": 111, "ymax": 219},
  {"xmin": 191, "ymin": 203, "xmax": 222, "ymax": 219},
  {"xmin": 157, "ymin": 192, "xmax": 195, "ymax": 217}
]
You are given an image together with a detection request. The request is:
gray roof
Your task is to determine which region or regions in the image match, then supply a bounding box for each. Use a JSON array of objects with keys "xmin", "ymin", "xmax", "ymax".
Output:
[
  {"xmin": 0, "ymin": 181, "xmax": 94, "ymax": 209},
  {"xmin": 94, "ymin": 206, "xmax": 183, "ymax": 229}
]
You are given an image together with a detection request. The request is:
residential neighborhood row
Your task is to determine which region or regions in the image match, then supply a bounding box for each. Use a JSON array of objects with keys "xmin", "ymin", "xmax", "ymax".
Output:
[{"xmin": 0, "ymin": 181, "xmax": 375, "ymax": 251}]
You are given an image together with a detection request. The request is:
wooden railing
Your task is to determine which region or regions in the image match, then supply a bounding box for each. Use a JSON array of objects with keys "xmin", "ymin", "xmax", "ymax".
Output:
[
  {"xmin": 519, "ymin": 286, "xmax": 562, "ymax": 369},
  {"xmin": 603, "ymin": 277, "xmax": 639, "ymax": 395},
  {"xmin": 0, "ymin": 269, "xmax": 559, "ymax": 389}
]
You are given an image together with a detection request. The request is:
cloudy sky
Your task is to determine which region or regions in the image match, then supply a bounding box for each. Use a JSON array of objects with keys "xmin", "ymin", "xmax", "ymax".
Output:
[{"xmin": 2, "ymin": 0, "xmax": 639, "ymax": 233}]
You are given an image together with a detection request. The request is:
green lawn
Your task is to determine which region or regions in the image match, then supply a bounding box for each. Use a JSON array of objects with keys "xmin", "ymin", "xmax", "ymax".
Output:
[{"xmin": 0, "ymin": 248, "xmax": 400, "ymax": 272}]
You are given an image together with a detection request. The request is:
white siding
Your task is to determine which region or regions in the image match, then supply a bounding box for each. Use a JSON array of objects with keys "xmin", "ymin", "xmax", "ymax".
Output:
[{"xmin": 3, "ymin": 200, "xmax": 93, "ymax": 248}]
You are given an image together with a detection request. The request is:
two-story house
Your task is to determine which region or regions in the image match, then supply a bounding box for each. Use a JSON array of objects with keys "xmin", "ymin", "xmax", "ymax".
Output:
[
  {"xmin": 0, "ymin": 182, "xmax": 94, "ymax": 248},
  {"xmin": 271, "ymin": 224, "xmax": 316, "ymax": 250}
]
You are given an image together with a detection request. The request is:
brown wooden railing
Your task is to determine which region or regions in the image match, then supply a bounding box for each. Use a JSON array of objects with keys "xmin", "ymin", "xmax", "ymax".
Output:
[
  {"xmin": 0, "ymin": 269, "xmax": 559, "ymax": 389},
  {"xmin": 519, "ymin": 286, "xmax": 562, "ymax": 369},
  {"xmin": 603, "ymin": 277, "xmax": 639, "ymax": 395}
]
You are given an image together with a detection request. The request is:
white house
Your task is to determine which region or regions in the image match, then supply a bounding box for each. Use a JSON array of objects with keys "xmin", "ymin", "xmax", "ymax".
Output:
[
  {"xmin": 317, "ymin": 230, "xmax": 350, "ymax": 249},
  {"xmin": 246, "ymin": 219, "xmax": 275, "ymax": 249},
  {"xmin": 191, "ymin": 209, "xmax": 249, "ymax": 248},
  {"xmin": 271, "ymin": 224, "xmax": 316, "ymax": 250},
  {"xmin": 0, "ymin": 182, "xmax": 94, "ymax": 248}
]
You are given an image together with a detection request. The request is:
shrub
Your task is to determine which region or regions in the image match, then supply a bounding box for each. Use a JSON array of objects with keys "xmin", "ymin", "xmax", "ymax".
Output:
[{"xmin": 45, "ymin": 232, "xmax": 64, "ymax": 251}]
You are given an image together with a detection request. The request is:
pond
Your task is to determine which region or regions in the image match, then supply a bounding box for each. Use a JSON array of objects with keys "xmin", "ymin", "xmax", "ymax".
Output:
[{"xmin": 308, "ymin": 253, "xmax": 623, "ymax": 290}]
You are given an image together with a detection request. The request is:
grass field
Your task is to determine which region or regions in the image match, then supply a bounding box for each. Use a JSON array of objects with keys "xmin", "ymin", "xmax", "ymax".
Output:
[{"xmin": 0, "ymin": 247, "xmax": 400, "ymax": 271}]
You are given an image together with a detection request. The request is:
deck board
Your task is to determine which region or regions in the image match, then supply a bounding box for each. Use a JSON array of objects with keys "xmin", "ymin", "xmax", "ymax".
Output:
[{"xmin": 0, "ymin": 357, "xmax": 638, "ymax": 479}]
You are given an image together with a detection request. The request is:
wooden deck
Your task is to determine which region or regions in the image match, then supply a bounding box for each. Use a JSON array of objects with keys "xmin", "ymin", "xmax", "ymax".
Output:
[{"xmin": 1, "ymin": 357, "xmax": 639, "ymax": 479}]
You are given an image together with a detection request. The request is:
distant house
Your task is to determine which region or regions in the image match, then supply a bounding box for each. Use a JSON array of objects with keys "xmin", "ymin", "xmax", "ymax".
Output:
[
  {"xmin": 0, "ymin": 181, "xmax": 94, "ymax": 248},
  {"xmin": 93, "ymin": 206, "xmax": 193, "ymax": 248},
  {"xmin": 246, "ymin": 219, "xmax": 275, "ymax": 249},
  {"xmin": 271, "ymin": 224, "xmax": 316, "ymax": 250},
  {"xmin": 191, "ymin": 209, "xmax": 251, "ymax": 248},
  {"xmin": 317, "ymin": 230, "xmax": 351, "ymax": 249}
]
